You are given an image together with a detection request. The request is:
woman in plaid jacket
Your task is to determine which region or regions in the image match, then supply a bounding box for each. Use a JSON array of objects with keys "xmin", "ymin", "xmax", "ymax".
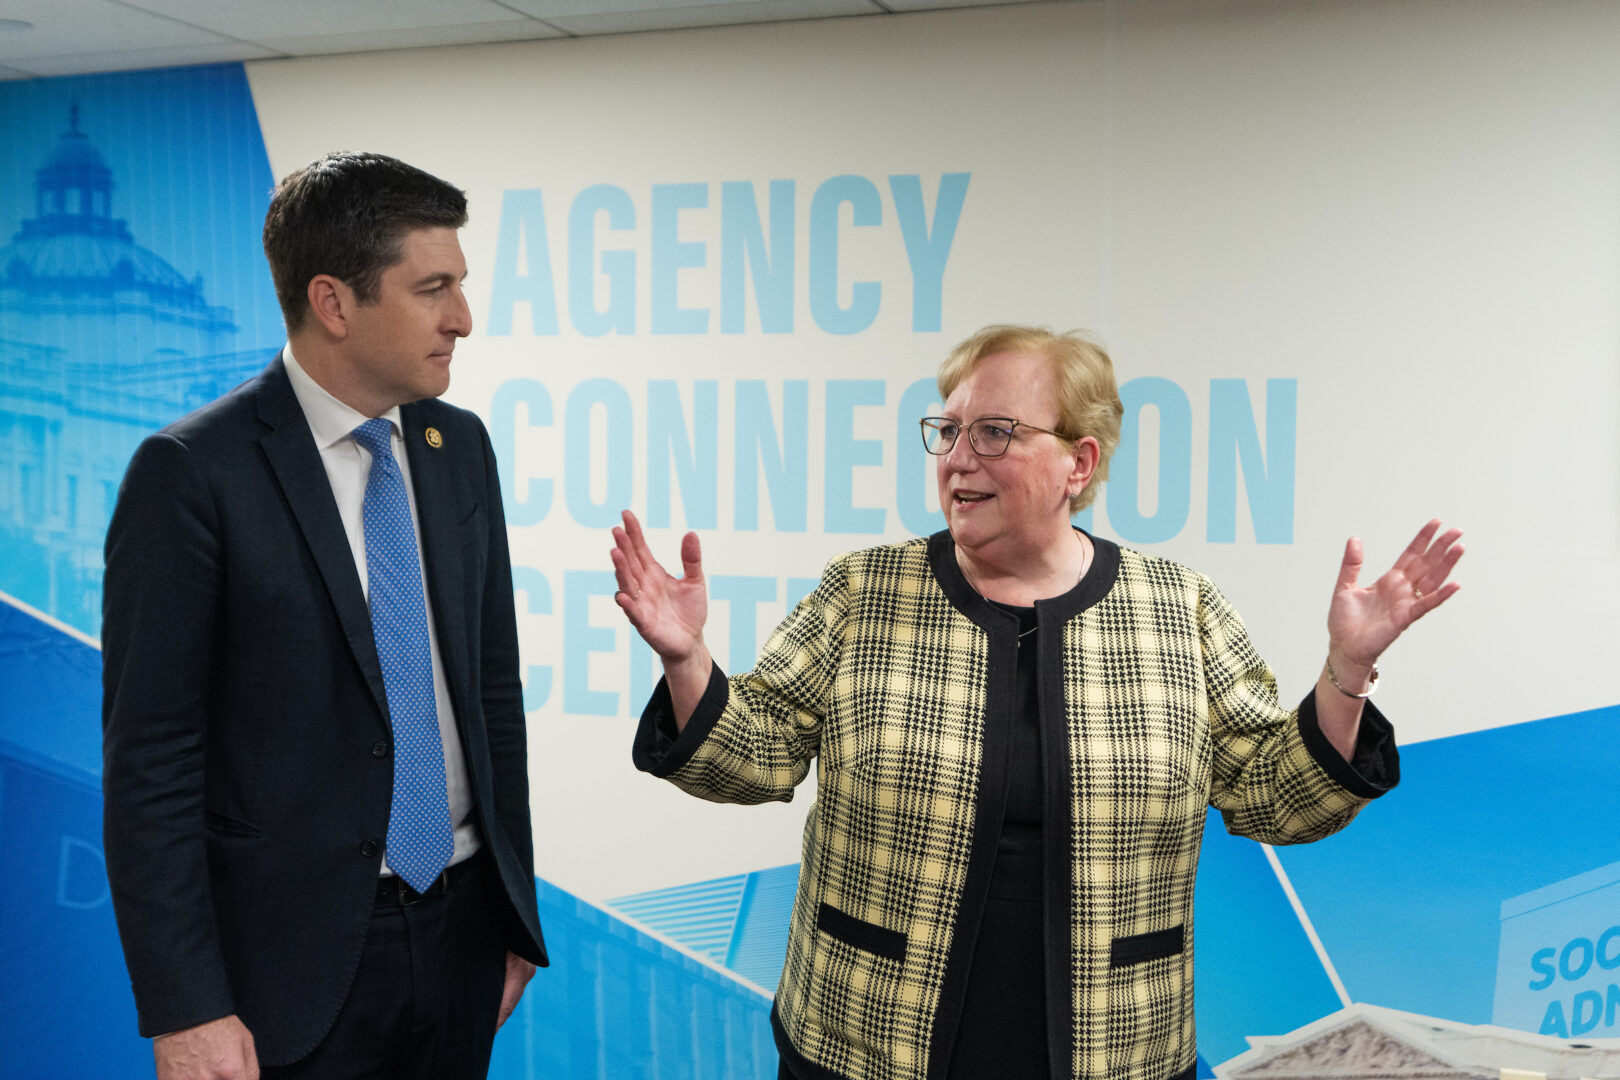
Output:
[{"xmin": 613, "ymin": 325, "xmax": 1462, "ymax": 1080}]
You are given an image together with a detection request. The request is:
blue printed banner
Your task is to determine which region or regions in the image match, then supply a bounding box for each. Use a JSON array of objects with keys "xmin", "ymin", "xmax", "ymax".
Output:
[{"xmin": 0, "ymin": 65, "xmax": 281, "ymax": 638}]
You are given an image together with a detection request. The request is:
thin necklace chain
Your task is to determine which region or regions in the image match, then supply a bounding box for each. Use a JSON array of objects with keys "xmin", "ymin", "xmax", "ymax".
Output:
[
  {"xmin": 964, "ymin": 531, "xmax": 1092, "ymax": 605},
  {"xmin": 1001, "ymin": 533, "xmax": 1091, "ymax": 645}
]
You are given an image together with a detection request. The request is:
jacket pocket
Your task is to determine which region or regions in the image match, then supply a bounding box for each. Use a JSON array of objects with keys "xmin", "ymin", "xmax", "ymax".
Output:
[
  {"xmin": 817, "ymin": 902, "xmax": 907, "ymax": 962},
  {"xmin": 1109, "ymin": 924, "xmax": 1184, "ymax": 968}
]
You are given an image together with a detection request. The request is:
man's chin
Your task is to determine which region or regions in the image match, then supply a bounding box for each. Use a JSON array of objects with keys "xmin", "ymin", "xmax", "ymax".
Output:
[{"xmin": 421, "ymin": 371, "xmax": 453, "ymax": 401}]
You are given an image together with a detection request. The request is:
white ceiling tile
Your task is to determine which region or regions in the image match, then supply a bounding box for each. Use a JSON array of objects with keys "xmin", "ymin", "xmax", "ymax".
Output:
[
  {"xmin": 503, "ymin": 0, "xmax": 866, "ymax": 15},
  {"xmin": 882, "ymin": 0, "xmax": 1046, "ymax": 10},
  {"xmin": 0, "ymin": 0, "xmax": 1037, "ymax": 79},
  {"xmin": 257, "ymin": 19, "xmax": 567, "ymax": 57},
  {"xmin": 0, "ymin": 0, "xmax": 230, "ymax": 63},
  {"xmin": 16, "ymin": 41, "xmax": 282, "ymax": 78},
  {"xmin": 123, "ymin": 0, "xmax": 555, "ymax": 38},
  {"xmin": 545, "ymin": 0, "xmax": 881, "ymax": 35}
]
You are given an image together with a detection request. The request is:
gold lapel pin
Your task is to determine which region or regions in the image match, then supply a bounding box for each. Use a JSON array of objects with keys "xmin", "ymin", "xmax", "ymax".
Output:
[{"xmin": 425, "ymin": 427, "xmax": 443, "ymax": 449}]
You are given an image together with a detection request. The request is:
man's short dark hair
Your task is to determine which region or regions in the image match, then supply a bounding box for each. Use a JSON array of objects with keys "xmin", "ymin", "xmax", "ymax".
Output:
[{"xmin": 262, "ymin": 151, "xmax": 468, "ymax": 332}]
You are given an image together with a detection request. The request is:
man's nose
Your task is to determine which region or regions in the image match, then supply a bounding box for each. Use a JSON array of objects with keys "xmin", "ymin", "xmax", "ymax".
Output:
[{"xmin": 446, "ymin": 285, "xmax": 472, "ymax": 338}]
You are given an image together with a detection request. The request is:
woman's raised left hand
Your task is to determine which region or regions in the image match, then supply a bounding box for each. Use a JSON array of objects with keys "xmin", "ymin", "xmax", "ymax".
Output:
[{"xmin": 1327, "ymin": 518, "xmax": 1464, "ymax": 670}]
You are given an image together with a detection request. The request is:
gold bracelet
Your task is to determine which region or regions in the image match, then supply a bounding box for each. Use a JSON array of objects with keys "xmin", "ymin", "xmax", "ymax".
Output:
[{"xmin": 1325, "ymin": 657, "xmax": 1379, "ymax": 698}]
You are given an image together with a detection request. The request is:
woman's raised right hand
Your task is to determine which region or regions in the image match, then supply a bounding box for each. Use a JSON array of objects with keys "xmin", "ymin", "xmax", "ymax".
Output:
[{"xmin": 611, "ymin": 509, "xmax": 709, "ymax": 663}]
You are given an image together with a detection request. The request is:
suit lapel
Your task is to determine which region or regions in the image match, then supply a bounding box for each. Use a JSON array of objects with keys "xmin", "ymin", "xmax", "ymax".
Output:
[
  {"xmin": 401, "ymin": 404, "xmax": 473, "ymax": 717},
  {"xmin": 255, "ymin": 355, "xmax": 391, "ymax": 727}
]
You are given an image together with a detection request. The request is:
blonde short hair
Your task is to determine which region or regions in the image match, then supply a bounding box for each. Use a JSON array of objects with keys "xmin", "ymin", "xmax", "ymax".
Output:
[{"xmin": 937, "ymin": 324, "xmax": 1123, "ymax": 514}]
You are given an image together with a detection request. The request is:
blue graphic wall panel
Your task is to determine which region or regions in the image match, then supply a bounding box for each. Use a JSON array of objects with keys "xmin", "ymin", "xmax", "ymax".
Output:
[
  {"xmin": 1272, "ymin": 704, "xmax": 1620, "ymax": 1035},
  {"xmin": 0, "ymin": 595, "xmax": 149, "ymax": 1076},
  {"xmin": 0, "ymin": 64, "xmax": 282, "ymax": 638},
  {"xmin": 1, "ymin": 589, "xmax": 777, "ymax": 1080},
  {"xmin": 1191, "ymin": 813, "xmax": 1344, "ymax": 1066},
  {"xmin": 493, "ymin": 880, "xmax": 775, "ymax": 1080},
  {"xmin": 0, "ymin": 64, "xmax": 784, "ymax": 1079},
  {"xmin": 610, "ymin": 863, "xmax": 800, "ymax": 992},
  {"xmin": 0, "ymin": 740, "xmax": 149, "ymax": 1078}
]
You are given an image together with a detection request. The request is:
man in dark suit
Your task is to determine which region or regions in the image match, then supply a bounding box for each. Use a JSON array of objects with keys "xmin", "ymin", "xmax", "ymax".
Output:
[{"xmin": 102, "ymin": 151, "xmax": 546, "ymax": 1080}]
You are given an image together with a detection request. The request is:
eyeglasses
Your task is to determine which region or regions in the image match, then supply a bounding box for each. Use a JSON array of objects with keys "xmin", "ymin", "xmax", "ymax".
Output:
[{"xmin": 918, "ymin": 416, "xmax": 1072, "ymax": 458}]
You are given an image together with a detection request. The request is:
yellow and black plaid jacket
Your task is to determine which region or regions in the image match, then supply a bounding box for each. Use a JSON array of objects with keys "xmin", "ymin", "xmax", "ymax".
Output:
[{"xmin": 634, "ymin": 531, "xmax": 1396, "ymax": 1080}]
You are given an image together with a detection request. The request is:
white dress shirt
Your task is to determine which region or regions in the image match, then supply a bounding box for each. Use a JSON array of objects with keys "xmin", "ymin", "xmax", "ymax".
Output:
[{"xmin": 282, "ymin": 346, "xmax": 480, "ymax": 873}]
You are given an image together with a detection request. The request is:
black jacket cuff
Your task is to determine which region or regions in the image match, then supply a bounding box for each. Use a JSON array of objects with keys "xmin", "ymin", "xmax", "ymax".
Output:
[
  {"xmin": 631, "ymin": 662, "xmax": 730, "ymax": 778},
  {"xmin": 1296, "ymin": 691, "xmax": 1400, "ymax": 798}
]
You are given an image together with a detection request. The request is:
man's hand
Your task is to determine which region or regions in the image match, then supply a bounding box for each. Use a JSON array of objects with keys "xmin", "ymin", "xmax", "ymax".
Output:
[
  {"xmin": 154, "ymin": 1015, "xmax": 258, "ymax": 1080},
  {"xmin": 497, "ymin": 951, "xmax": 538, "ymax": 1029}
]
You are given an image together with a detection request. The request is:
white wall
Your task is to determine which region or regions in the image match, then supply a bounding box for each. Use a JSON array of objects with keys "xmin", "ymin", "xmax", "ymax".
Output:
[{"xmin": 246, "ymin": 0, "xmax": 1620, "ymax": 902}]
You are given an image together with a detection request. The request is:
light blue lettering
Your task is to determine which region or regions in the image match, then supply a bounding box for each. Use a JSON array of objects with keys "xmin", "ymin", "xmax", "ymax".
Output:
[
  {"xmin": 1573, "ymin": 990, "xmax": 1604, "ymax": 1036},
  {"xmin": 1563, "ymin": 937, "xmax": 1596, "ymax": 982},
  {"xmin": 1530, "ymin": 947, "xmax": 1558, "ymax": 991},
  {"xmin": 490, "ymin": 379, "xmax": 553, "ymax": 527},
  {"xmin": 712, "ymin": 575, "xmax": 777, "ymax": 673},
  {"xmin": 721, "ymin": 180, "xmax": 794, "ymax": 333},
  {"xmin": 734, "ymin": 380, "xmax": 808, "ymax": 531},
  {"xmin": 889, "ymin": 173, "xmax": 969, "ymax": 332},
  {"xmin": 825, "ymin": 380, "xmax": 886, "ymax": 534},
  {"xmin": 809, "ymin": 175, "xmax": 881, "ymax": 335},
  {"xmin": 569, "ymin": 184, "xmax": 636, "ymax": 336},
  {"xmin": 787, "ymin": 577, "xmax": 819, "ymax": 611},
  {"xmin": 647, "ymin": 380, "xmax": 718, "ymax": 529},
  {"xmin": 511, "ymin": 566, "xmax": 553, "ymax": 711},
  {"xmin": 1207, "ymin": 378, "xmax": 1296, "ymax": 544},
  {"xmin": 565, "ymin": 379, "xmax": 633, "ymax": 527},
  {"xmin": 1599, "ymin": 926, "xmax": 1620, "ymax": 970},
  {"xmin": 1108, "ymin": 377, "xmax": 1191, "ymax": 544},
  {"xmin": 896, "ymin": 376, "xmax": 945, "ymax": 535},
  {"xmin": 563, "ymin": 571, "xmax": 618, "ymax": 716},
  {"xmin": 1540, "ymin": 998, "xmax": 1569, "ymax": 1038},
  {"xmin": 56, "ymin": 837, "xmax": 108, "ymax": 910},
  {"xmin": 487, "ymin": 189, "xmax": 560, "ymax": 336},
  {"xmin": 651, "ymin": 182, "xmax": 708, "ymax": 334}
]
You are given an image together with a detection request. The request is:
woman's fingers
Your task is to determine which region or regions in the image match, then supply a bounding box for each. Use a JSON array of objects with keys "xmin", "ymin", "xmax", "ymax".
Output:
[
  {"xmin": 679, "ymin": 531, "xmax": 703, "ymax": 584},
  {"xmin": 1335, "ymin": 536, "xmax": 1364, "ymax": 592}
]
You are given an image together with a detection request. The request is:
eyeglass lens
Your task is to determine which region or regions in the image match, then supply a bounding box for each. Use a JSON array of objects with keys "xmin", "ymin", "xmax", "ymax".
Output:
[{"xmin": 920, "ymin": 418, "xmax": 1014, "ymax": 456}]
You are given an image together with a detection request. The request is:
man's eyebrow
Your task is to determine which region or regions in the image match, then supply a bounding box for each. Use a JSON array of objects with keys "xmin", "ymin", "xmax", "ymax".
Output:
[{"xmin": 409, "ymin": 270, "xmax": 469, "ymax": 288}]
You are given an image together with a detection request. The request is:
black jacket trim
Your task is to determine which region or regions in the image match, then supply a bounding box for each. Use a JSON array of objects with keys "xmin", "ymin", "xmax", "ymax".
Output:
[
  {"xmin": 1038, "ymin": 596, "xmax": 1075, "ymax": 1079},
  {"xmin": 1110, "ymin": 925, "xmax": 1185, "ymax": 967},
  {"xmin": 922, "ymin": 529, "xmax": 1122, "ymax": 1080},
  {"xmin": 925, "ymin": 528, "xmax": 1121, "ymax": 631},
  {"xmin": 817, "ymin": 903, "xmax": 907, "ymax": 962},
  {"xmin": 775, "ymin": 1001, "xmax": 1197, "ymax": 1080},
  {"xmin": 631, "ymin": 662, "xmax": 731, "ymax": 778},
  {"xmin": 774, "ymin": 1001, "xmax": 849, "ymax": 1080},
  {"xmin": 1294, "ymin": 691, "xmax": 1399, "ymax": 799}
]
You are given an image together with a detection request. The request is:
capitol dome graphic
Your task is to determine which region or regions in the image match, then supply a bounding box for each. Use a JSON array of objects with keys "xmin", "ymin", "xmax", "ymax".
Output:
[
  {"xmin": 0, "ymin": 105, "xmax": 273, "ymax": 635},
  {"xmin": 3, "ymin": 106, "xmax": 228, "ymax": 320}
]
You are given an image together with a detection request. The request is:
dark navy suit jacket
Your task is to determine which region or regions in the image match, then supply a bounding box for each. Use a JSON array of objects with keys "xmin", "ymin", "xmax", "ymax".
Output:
[{"xmin": 101, "ymin": 355, "xmax": 546, "ymax": 1065}]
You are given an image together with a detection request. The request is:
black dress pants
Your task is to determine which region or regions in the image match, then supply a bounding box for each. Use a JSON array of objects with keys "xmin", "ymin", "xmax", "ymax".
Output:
[{"xmin": 263, "ymin": 852, "xmax": 509, "ymax": 1080}]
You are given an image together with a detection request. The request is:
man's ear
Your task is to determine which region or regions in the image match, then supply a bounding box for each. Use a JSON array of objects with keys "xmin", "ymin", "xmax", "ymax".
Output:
[{"xmin": 305, "ymin": 274, "xmax": 351, "ymax": 339}]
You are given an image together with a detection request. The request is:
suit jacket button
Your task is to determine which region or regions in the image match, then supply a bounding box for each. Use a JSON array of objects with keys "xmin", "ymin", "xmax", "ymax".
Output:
[
  {"xmin": 372, "ymin": 739, "xmax": 390, "ymax": 759},
  {"xmin": 360, "ymin": 840, "xmax": 380, "ymax": 858}
]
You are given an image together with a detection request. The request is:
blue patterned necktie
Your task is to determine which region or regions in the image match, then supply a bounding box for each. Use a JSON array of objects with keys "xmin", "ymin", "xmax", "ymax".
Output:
[{"xmin": 352, "ymin": 418, "xmax": 453, "ymax": 892}]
